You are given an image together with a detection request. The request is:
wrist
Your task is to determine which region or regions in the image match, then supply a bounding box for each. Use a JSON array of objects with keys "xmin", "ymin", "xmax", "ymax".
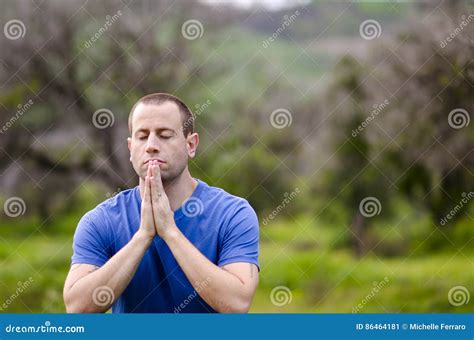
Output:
[
  {"xmin": 161, "ymin": 222, "xmax": 180, "ymax": 243},
  {"xmin": 134, "ymin": 229, "xmax": 155, "ymax": 247}
]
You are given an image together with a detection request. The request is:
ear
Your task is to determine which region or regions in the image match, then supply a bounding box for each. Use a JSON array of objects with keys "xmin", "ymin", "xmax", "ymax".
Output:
[
  {"xmin": 127, "ymin": 137, "xmax": 132, "ymax": 162},
  {"xmin": 186, "ymin": 133, "xmax": 199, "ymax": 159}
]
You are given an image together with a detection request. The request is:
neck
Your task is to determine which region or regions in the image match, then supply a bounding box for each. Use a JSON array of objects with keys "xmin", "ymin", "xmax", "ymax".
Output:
[{"xmin": 139, "ymin": 167, "xmax": 197, "ymax": 211}]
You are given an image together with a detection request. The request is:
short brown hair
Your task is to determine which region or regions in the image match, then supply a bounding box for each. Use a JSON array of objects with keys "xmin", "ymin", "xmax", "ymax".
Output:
[{"xmin": 128, "ymin": 93, "xmax": 194, "ymax": 137}]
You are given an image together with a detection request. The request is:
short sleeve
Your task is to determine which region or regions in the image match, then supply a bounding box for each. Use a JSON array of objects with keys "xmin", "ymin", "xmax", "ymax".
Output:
[
  {"xmin": 217, "ymin": 200, "xmax": 260, "ymax": 270},
  {"xmin": 71, "ymin": 208, "xmax": 112, "ymax": 267}
]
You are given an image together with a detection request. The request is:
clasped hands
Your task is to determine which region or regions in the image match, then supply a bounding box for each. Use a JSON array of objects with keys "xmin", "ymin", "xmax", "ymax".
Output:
[{"xmin": 139, "ymin": 160, "xmax": 176, "ymax": 240}]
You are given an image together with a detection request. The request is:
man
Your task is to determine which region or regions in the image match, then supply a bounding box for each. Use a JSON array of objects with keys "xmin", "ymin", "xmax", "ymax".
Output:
[{"xmin": 63, "ymin": 93, "xmax": 259, "ymax": 313}]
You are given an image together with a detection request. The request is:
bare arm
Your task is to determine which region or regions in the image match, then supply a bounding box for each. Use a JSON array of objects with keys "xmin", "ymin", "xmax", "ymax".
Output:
[
  {"xmin": 148, "ymin": 160, "xmax": 259, "ymax": 313},
  {"xmin": 63, "ymin": 230, "xmax": 153, "ymax": 313},
  {"xmin": 64, "ymin": 165, "xmax": 157, "ymax": 313},
  {"xmin": 165, "ymin": 228, "xmax": 259, "ymax": 313}
]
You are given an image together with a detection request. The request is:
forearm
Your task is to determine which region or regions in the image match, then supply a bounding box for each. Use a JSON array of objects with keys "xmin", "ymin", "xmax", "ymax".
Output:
[
  {"xmin": 163, "ymin": 227, "xmax": 251, "ymax": 313},
  {"xmin": 65, "ymin": 230, "xmax": 153, "ymax": 313}
]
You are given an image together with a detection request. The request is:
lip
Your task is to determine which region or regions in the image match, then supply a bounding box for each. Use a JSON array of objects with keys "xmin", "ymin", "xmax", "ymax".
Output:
[{"xmin": 144, "ymin": 158, "xmax": 166, "ymax": 165}]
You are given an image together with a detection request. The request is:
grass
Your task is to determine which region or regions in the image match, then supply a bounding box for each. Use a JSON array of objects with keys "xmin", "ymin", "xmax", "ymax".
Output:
[
  {"xmin": 251, "ymin": 215, "xmax": 473, "ymax": 313},
  {"xmin": 0, "ymin": 206, "xmax": 472, "ymax": 313},
  {"xmin": 252, "ymin": 246, "xmax": 473, "ymax": 313}
]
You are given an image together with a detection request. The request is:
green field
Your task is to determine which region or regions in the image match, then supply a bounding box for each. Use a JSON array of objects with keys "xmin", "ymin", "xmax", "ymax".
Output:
[
  {"xmin": 1, "ymin": 189, "xmax": 472, "ymax": 313},
  {"xmin": 253, "ymin": 221, "xmax": 473, "ymax": 313}
]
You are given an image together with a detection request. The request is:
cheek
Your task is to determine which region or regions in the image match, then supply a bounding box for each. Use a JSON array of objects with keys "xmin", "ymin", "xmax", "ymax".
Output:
[
  {"xmin": 130, "ymin": 143, "xmax": 144, "ymax": 155},
  {"xmin": 130, "ymin": 145, "xmax": 145, "ymax": 167},
  {"xmin": 176, "ymin": 142, "xmax": 190, "ymax": 158}
]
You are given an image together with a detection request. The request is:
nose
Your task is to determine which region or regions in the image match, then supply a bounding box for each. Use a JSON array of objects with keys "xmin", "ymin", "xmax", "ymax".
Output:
[{"xmin": 145, "ymin": 133, "xmax": 161, "ymax": 154}]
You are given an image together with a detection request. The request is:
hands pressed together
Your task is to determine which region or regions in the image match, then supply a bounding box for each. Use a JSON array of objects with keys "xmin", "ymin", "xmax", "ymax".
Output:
[{"xmin": 139, "ymin": 160, "xmax": 176, "ymax": 241}]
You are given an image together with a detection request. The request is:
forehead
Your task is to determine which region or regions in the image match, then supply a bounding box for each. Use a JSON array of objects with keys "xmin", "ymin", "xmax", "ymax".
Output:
[{"xmin": 131, "ymin": 101, "xmax": 182, "ymax": 132}]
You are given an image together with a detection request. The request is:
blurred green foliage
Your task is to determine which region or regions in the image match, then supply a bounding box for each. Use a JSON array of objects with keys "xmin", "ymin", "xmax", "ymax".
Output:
[{"xmin": 1, "ymin": 0, "xmax": 472, "ymax": 313}]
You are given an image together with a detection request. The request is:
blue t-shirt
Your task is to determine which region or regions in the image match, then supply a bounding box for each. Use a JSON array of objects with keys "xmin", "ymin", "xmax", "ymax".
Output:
[{"xmin": 71, "ymin": 178, "xmax": 259, "ymax": 313}]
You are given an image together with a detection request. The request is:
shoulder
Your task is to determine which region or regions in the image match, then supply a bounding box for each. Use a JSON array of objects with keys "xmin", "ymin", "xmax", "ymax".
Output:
[
  {"xmin": 200, "ymin": 180, "xmax": 256, "ymax": 215},
  {"xmin": 99, "ymin": 186, "xmax": 139, "ymax": 211},
  {"xmin": 198, "ymin": 180, "xmax": 258, "ymax": 231},
  {"xmin": 78, "ymin": 186, "xmax": 139, "ymax": 229}
]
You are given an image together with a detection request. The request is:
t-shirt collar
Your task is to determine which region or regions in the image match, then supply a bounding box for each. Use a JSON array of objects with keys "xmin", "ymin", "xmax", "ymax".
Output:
[{"xmin": 135, "ymin": 178, "xmax": 205, "ymax": 220}]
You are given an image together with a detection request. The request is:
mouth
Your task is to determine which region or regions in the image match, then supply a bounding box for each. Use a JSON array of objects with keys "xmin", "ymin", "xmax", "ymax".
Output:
[{"xmin": 144, "ymin": 158, "xmax": 166, "ymax": 165}]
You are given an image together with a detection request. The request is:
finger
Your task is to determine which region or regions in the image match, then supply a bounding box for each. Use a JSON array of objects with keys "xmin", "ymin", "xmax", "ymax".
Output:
[
  {"xmin": 150, "ymin": 165, "xmax": 160, "ymax": 204},
  {"xmin": 147, "ymin": 161, "xmax": 152, "ymax": 177},
  {"xmin": 144, "ymin": 163, "xmax": 154, "ymax": 204},
  {"xmin": 151, "ymin": 160, "xmax": 164, "ymax": 192},
  {"xmin": 143, "ymin": 174, "xmax": 150, "ymax": 203},
  {"xmin": 148, "ymin": 170, "xmax": 154, "ymax": 206}
]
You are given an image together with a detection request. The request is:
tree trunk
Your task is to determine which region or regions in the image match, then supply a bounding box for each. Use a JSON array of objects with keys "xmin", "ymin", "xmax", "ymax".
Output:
[{"xmin": 351, "ymin": 212, "xmax": 365, "ymax": 257}]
